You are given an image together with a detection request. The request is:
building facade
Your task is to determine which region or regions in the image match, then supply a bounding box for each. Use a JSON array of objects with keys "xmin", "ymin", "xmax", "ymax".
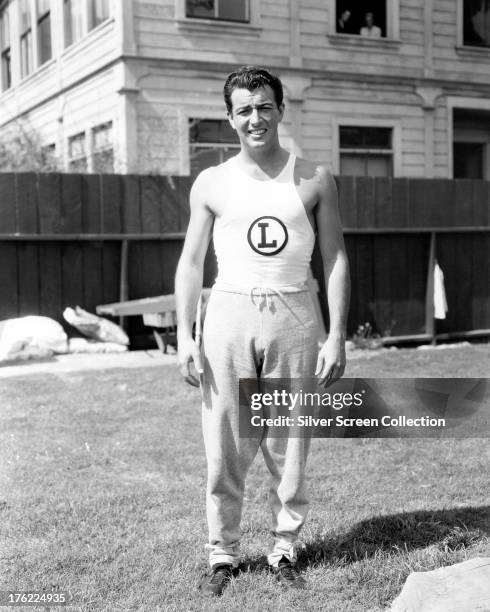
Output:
[{"xmin": 0, "ymin": 0, "xmax": 490, "ymax": 179}]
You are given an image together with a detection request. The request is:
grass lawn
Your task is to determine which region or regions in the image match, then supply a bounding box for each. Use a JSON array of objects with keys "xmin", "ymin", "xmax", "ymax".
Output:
[{"xmin": 1, "ymin": 344, "xmax": 489, "ymax": 611}]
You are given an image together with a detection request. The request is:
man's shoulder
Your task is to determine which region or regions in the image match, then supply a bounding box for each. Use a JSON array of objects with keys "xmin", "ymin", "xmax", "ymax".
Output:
[
  {"xmin": 295, "ymin": 156, "xmax": 333, "ymax": 184},
  {"xmin": 192, "ymin": 157, "xmax": 236, "ymax": 189}
]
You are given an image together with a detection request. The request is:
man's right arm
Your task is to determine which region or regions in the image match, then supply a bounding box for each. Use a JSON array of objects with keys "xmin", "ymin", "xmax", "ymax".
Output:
[{"xmin": 175, "ymin": 169, "xmax": 215, "ymax": 386}]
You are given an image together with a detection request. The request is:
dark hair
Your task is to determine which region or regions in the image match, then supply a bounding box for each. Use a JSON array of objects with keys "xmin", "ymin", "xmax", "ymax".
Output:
[{"xmin": 223, "ymin": 66, "xmax": 284, "ymax": 113}]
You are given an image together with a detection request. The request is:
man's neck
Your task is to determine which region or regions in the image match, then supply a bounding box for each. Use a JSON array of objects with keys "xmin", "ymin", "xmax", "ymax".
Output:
[{"xmin": 237, "ymin": 145, "xmax": 290, "ymax": 178}]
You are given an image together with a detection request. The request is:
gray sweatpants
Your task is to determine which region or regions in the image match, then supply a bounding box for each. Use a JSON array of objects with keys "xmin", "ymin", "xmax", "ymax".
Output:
[{"xmin": 201, "ymin": 284, "xmax": 319, "ymax": 568}]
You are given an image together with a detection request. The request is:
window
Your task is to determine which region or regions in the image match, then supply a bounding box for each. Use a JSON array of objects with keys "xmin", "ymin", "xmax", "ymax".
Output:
[
  {"xmin": 189, "ymin": 119, "xmax": 240, "ymax": 177},
  {"xmin": 42, "ymin": 143, "xmax": 57, "ymax": 169},
  {"xmin": 453, "ymin": 109, "xmax": 490, "ymax": 179},
  {"xmin": 463, "ymin": 0, "xmax": 490, "ymax": 46},
  {"xmin": 336, "ymin": 0, "xmax": 386, "ymax": 37},
  {"xmin": 19, "ymin": 0, "xmax": 32, "ymax": 77},
  {"xmin": 92, "ymin": 122, "xmax": 114, "ymax": 172},
  {"xmin": 89, "ymin": 0, "xmax": 109, "ymax": 29},
  {"xmin": 0, "ymin": 2, "xmax": 10, "ymax": 91},
  {"xmin": 64, "ymin": 0, "xmax": 84, "ymax": 47},
  {"xmin": 68, "ymin": 132, "xmax": 87, "ymax": 171},
  {"xmin": 339, "ymin": 126, "xmax": 393, "ymax": 177},
  {"xmin": 37, "ymin": 0, "xmax": 51, "ymax": 65},
  {"xmin": 186, "ymin": 0, "xmax": 249, "ymax": 22}
]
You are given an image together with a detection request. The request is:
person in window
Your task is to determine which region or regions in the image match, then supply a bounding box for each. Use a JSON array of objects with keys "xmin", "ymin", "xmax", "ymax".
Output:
[
  {"xmin": 360, "ymin": 12, "xmax": 382, "ymax": 37},
  {"xmin": 337, "ymin": 9, "xmax": 354, "ymax": 34}
]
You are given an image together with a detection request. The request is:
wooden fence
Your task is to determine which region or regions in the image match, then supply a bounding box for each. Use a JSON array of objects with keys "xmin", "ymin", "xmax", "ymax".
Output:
[{"xmin": 0, "ymin": 172, "xmax": 488, "ymax": 344}]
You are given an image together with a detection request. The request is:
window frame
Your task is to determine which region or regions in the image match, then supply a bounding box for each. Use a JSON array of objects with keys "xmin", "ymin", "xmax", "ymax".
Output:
[
  {"xmin": 36, "ymin": 0, "xmax": 52, "ymax": 66},
  {"xmin": 0, "ymin": 0, "xmax": 11, "ymax": 91},
  {"xmin": 19, "ymin": 0, "xmax": 33, "ymax": 78},
  {"xmin": 92, "ymin": 120, "xmax": 114, "ymax": 173},
  {"xmin": 327, "ymin": 0, "xmax": 400, "ymax": 42},
  {"xmin": 332, "ymin": 117, "xmax": 401, "ymax": 177},
  {"xmin": 68, "ymin": 130, "xmax": 88, "ymax": 172},
  {"xmin": 185, "ymin": 113, "xmax": 240, "ymax": 177},
  {"xmin": 176, "ymin": 0, "xmax": 261, "ymax": 33},
  {"xmin": 185, "ymin": 0, "xmax": 249, "ymax": 23},
  {"xmin": 447, "ymin": 97, "xmax": 490, "ymax": 180},
  {"xmin": 458, "ymin": 0, "xmax": 490, "ymax": 49}
]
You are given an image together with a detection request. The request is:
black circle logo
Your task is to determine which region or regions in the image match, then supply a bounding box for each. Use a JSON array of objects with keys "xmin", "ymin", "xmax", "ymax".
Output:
[{"xmin": 247, "ymin": 216, "xmax": 288, "ymax": 256}]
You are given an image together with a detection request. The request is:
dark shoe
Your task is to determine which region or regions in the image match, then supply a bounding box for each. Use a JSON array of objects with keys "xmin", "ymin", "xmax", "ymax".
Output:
[
  {"xmin": 198, "ymin": 563, "xmax": 235, "ymax": 597},
  {"xmin": 272, "ymin": 556, "xmax": 306, "ymax": 589}
]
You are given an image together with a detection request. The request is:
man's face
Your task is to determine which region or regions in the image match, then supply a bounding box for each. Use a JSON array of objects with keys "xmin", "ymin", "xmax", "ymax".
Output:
[
  {"xmin": 365, "ymin": 12, "xmax": 374, "ymax": 26},
  {"xmin": 227, "ymin": 85, "xmax": 284, "ymax": 151}
]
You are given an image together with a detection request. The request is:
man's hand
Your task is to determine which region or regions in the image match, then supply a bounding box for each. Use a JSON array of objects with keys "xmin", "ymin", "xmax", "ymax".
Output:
[
  {"xmin": 315, "ymin": 335, "xmax": 346, "ymax": 388},
  {"xmin": 178, "ymin": 337, "xmax": 203, "ymax": 387}
]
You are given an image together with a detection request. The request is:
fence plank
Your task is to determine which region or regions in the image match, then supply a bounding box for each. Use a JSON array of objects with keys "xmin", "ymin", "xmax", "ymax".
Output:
[
  {"xmin": 373, "ymin": 234, "xmax": 394, "ymax": 335},
  {"xmin": 472, "ymin": 181, "xmax": 489, "ymax": 226},
  {"xmin": 102, "ymin": 243, "xmax": 120, "ymax": 304},
  {"xmin": 356, "ymin": 177, "xmax": 376, "ymax": 228},
  {"xmin": 83, "ymin": 242, "xmax": 105, "ymax": 313},
  {"xmin": 175, "ymin": 177, "xmax": 193, "ymax": 230},
  {"xmin": 408, "ymin": 179, "xmax": 426, "ymax": 227},
  {"xmin": 101, "ymin": 175, "xmax": 122, "ymax": 233},
  {"xmin": 38, "ymin": 174, "xmax": 61, "ymax": 233},
  {"xmin": 62, "ymin": 243, "xmax": 84, "ymax": 310},
  {"xmin": 390, "ymin": 235, "xmax": 411, "ymax": 335},
  {"xmin": 454, "ymin": 180, "xmax": 474, "ymax": 227},
  {"xmin": 0, "ymin": 244, "xmax": 18, "ymax": 319},
  {"xmin": 81, "ymin": 174, "xmax": 102, "ymax": 233},
  {"xmin": 158, "ymin": 176, "xmax": 183, "ymax": 232},
  {"xmin": 122, "ymin": 175, "xmax": 141, "ymax": 233},
  {"xmin": 61, "ymin": 174, "xmax": 83, "ymax": 233},
  {"xmin": 140, "ymin": 176, "xmax": 162, "ymax": 233},
  {"xmin": 391, "ymin": 179, "xmax": 409, "ymax": 227},
  {"xmin": 0, "ymin": 173, "xmax": 17, "ymax": 233},
  {"xmin": 16, "ymin": 173, "xmax": 38, "ymax": 233},
  {"xmin": 337, "ymin": 175, "xmax": 357, "ymax": 227},
  {"xmin": 471, "ymin": 233, "xmax": 488, "ymax": 329},
  {"xmin": 17, "ymin": 243, "xmax": 40, "ymax": 316},
  {"xmin": 407, "ymin": 235, "xmax": 427, "ymax": 334},
  {"xmin": 39, "ymin": 243, "xmax": 63, "ymax": 323},
  {"xmin": 374, "ymin": 177, "xmax": 392, "ymax": 227}
]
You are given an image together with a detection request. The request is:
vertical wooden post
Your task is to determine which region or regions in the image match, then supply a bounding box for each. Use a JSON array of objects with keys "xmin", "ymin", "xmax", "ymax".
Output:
[
  {"xmin": 119, "ymin": 239, "xmax": 129, "ymax": 329},
  {"xmin": 425, "ymin": 231, "xmax": 436, "ymax": 345}
]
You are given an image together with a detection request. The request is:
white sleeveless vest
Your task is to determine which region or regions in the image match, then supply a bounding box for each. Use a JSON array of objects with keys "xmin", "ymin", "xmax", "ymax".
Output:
[{"xmin": 213, "ymin": 152, "xmax": 315, "ymax": 288}]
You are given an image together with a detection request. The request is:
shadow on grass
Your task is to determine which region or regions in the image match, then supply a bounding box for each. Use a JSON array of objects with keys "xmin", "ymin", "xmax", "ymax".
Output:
[{"xmin": 240, "ymin": 506, "xmax": 489, "ymax": 572}]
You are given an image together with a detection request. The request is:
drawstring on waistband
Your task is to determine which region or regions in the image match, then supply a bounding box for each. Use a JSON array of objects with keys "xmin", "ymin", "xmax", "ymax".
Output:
[{"xmin": 250, "ymin": 287, "xmax": 285, "ymax": 311}]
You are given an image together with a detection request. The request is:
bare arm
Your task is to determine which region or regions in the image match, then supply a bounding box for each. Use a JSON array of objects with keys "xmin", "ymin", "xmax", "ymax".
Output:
[
  {"xmin": 314, "ymin": 167, "xmax": 350, "ymax": 387},
  {"xmin": 175, "ymin": 170, "xmax": 215, "ymax": 386}
]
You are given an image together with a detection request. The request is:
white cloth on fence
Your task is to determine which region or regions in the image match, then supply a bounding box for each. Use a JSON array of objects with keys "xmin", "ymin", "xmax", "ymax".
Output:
[{"xmin": 433, "ymin": 261, "xmax": 448, "ymax": 320}]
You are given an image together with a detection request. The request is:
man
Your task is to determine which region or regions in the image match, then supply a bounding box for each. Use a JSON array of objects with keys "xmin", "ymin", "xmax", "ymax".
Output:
[
  {"xmin": 175, "ymin": 66, "xmax": 350, "ymax": 596},
  {"xmin": 360, "ymin": 12, "xmax": 382, "ymax": 37}
]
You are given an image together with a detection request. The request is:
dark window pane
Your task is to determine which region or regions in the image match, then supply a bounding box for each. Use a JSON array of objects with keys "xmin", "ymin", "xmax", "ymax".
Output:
[
  {"xmin": 190, "ymin": 119, "xmax": 238, "ymax": 144},
  {"xmin": 186, "ymin": 0, "xmax": 215, "ymax": 18},
  {"xmin": 453, "ymin": 142, "xmax": 484, "ymax": 178},
  {"xmin": 464, "ymin": 0, "xmax": 490, "ymax": 46},
  {"xmin": 69, "ymin": 158, "xmax": 87, "ymax": 172},
  {"xmin": 340, "ymin": 126, "xmax": 391, "ymax": 149},
  {"xmin": 339, "ymin": 126, "xmax": 364, "ymax": 147},
  {"xmin": 90, "ymin": 0, "xmax": 110, "ymax": 29},
  {"xmin": 218, "ymin": 0, "xmax": 248, "ymax": 21},
  {"xmin": 336, "ymin": 0, "xmax": 386, "ymax": 36},
  {"xmin": 93, "ymin": 149, "xmax": 114, "ymax": 173},
  {"xmin": 38, "ymin": 14, "xmax": 51, "ymax": 64},
  {"xmin": 340, "ymin": 153, "xmax": 392, "ymax": 177},
  {"xmin": 190, "ymin": 148, "xmax": 221, "ymax": 177},
  {"xmin": 20, "ymin": 31, "xmax": 32, "ymax": 77}
]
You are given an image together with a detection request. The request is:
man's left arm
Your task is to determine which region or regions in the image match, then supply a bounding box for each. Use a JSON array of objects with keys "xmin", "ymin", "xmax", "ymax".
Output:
[{"xmin": 314, "ymin": 166, "xmax": 351, "ymax": 387}]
